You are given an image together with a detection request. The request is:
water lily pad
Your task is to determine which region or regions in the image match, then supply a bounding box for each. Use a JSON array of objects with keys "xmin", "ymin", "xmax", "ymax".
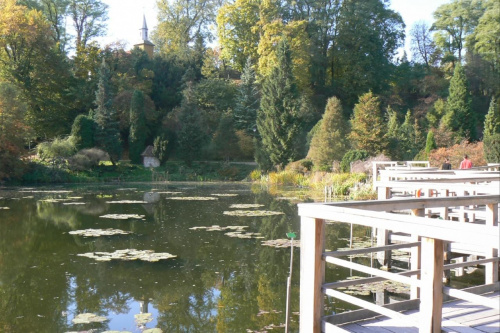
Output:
[
  {"xmin": 62, "ymin": 202, "xmax": 87, "ymax": 205},
  {"xmin": 229, "ymin": 204, "xmax": 264, "ymax": 209},
  {"xmin": 135, "ymin": 312, "xmax": 153, "ymax": 325},
  {"xmin": 190, "ymin": 225, "xmax": 248, "ymax": 232},
  {"xmin": 72, "ymin": 313, "xmax": 107, "ymax": 324},
  {"xmin": 166, "ymin": 197, "xmax": 218, "ymax": 201},
  {"xmin": 39, "ymin": 198, "xmax": 73, "ymax": 203},
  {"xmin": 0, "ymin": 207, "xmax": 9, "ymax": 210},
  {"xmin": 261, "ymin": 239, "xmax": 300, "ymax": 248},
  {"xmin": 154, "ymin": 191, "xmax": 182, "ymax": 194},
  {"xmin": 97, "ymin": 194, "xmax": 113, "ymax": 198},
  {"xmin": 225, "ymin": 231, "xmax": 263, "ymax": 239},
  {"xmin": 77, "ymin": 249, "xmax": 177, "ymax": 262},
  {"xmin": 211, "ymin": 193, "xmax": 238, "ymax": 197},
  {"xmin": 106, "ymin": 200, "xmax": 147, "ymax": 204},
  {"xmin": 20, "ymin": 190, "xmax": 72, "ymax": 193},
  {"xmin": 99, "ymin": 214, "xmax": 145, "ymax": 220},
  {"xmin": 69, "ymin": 228, "xmax": 132, "ymax": 237},
  {"xmin": 223, "ymin": 210, "xmax": 284, "ymax": 217}
]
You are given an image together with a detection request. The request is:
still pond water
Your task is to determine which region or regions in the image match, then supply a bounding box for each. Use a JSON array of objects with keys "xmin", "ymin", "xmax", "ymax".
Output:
[{"xmin": 1, "ymin": 182, "xmax": 479, "ymax": 332}]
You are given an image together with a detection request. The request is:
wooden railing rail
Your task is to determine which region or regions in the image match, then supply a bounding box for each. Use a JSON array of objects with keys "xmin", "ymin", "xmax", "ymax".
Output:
[{"xmin": 298, "ymin": 195, "xmax": 499, "ymax": 333}]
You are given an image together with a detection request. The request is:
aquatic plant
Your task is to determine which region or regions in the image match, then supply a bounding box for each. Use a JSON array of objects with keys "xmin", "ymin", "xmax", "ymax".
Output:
[
  {"xmin": 69, "ymin": 228, "xmax": 132, "ymax": 237},
  {"xmin": 77, "ymin": 249, "xmax": 177, "ymax": 262},
  {"xmin": 223, "ymin": 210, "xmax": 284, "ymax": 217},
  {"xmin": 99, "ymin": 214, "xmax": 145, "ymax": 220}
]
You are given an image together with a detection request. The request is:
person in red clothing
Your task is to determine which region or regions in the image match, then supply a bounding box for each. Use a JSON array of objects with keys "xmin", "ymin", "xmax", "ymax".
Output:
[{"xmin": 459, "ymin": 154, "xmax": 472, "ymax": 169}]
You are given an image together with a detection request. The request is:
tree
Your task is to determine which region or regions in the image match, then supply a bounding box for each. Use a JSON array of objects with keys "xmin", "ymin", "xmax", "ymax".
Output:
[
  {"xmin": 0, "ymin": 0, "xmax": 74, "ymax": 137},
  {"xmin": 425, "ymin": 130, "xmax": 437, "ymax": 157},
  {"xmin": 410, "ymin": 21, "xmax": 438, "ymax": 67},
  {"xmin": 332, "ymin": 0, "xmax": 405, "ymax": 108},
  {"xmin": 349, "ymin": 91, "xmax": 386, "ymax": 155},
  {"xmin": 256, "ymin": 39, "xmax": 301, "ymax": 169},
  {"xmin": 211, "ymin": 112, "xmax": 240, "ymax": 160},
  {"xmin": 234, "ymin": 57, "xmax": 259, "ymax": 135},
  {"xmin": 0, "ymin": 83, "xmax": 29, "ymax": 179},
  {"xmin": 483, "ymin": 97, "xmax": 500, "ymax": 162},
  {"xmin": 473, "ymin": 0, "xmax": 500, "ymax": 69},
  {"xmin": 431, "ymin": 0, "xmax": 484, "ymax": 63},
  {"xmin": 216, "ymin": 0, "xmax": 260, "ymax": 71},
  {"xmin": 69, "ymin": 0, "xmax": 108, "ymax": 49},
  {"xmin": 153, "ymin": 135, "xmax": 169, "ymax": 165},
  {"xmin": 307, "ymin": 96, "xmax": 348, "ymax": 170},
  {"xmin": 441, "ymin": 63, "xmax": 476, "ymax": 140},
  {"xmin": 70, "ymin": 113, "xmax": 95, "ymax": 150},
  {"xmin": 128, "ymin": 90, "xmax": 147, "ymax": 164},
  {"xmin": 154, "ymin": 0, "xmax": 217, "ymax": 57},
  {"xmin": 93, "ymin": 59, "xmax": 121, "ymax": 164},
  {"xmin": 397, "ymin": 110, "xmax": 419, "ymax": 160}
]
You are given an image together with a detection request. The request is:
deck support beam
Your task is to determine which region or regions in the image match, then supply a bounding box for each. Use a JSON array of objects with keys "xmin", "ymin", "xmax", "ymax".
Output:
[{"xmin": 300, "ymin": 217, "xmax": 325, "ymax": 333}]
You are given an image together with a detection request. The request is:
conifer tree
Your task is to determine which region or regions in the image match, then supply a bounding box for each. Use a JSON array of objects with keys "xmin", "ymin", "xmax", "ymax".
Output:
[
  {"xmin": 425, "ymin": 130, "xmax": 437, "ymax": 157},
  {"xmin": 483, "ymin": 97, "xmax": 500, "ymax": 162},
  {"xmin": 256, "ymin": 39, "xmax": 301, "ymax": 169},
  {"xmin": 441, "ymin": 63, "xmax": 476, "ymax": 140},
  {"xmin": 398, "ymin": 110, "xmax": 418, "ymax": 160},
  {"xmin": 234, "ymin": 57, "xmax": 259, "ymax": 136},
  {"xmin": 129, "ymin": 90, "xmax": 147, "ymax": 164},
  {"xmin": 94, "ymin": 59, "xmax": 122, "ymax": 165},
  {"xmin": 307, "ymin": 97, "xmax": 348, "ymax": 170},
  {"xmin": 211, "ymin": 112, "xmax": 240, "ymax": 160},
  {"xmin": 385, "ymin": 106, "xmax": 400, "ymax": 159},
  {"xmin": 349, "ymin": 91, "xmax": 386, "ymax": 155},
  {"xmin": 70, "ymin": 114, "xmax": 95, "ymax": 151}
]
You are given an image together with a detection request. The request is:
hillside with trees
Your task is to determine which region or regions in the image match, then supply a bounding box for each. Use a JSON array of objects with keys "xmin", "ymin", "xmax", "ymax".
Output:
[{"xmin": 0, "ymin": 0, "xmax": 499, "ymax": 182}]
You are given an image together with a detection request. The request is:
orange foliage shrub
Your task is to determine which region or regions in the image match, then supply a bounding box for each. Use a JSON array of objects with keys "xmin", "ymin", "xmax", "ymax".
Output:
[{"xmin": 429, "ymin": 140, "xmax": 485, "ymax": 169}]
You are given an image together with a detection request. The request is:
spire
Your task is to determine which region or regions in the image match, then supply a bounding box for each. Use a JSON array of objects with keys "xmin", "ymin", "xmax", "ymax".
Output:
[{"xmin": 140, "ymin": 14, "xmax": 148, "ymax": 41}]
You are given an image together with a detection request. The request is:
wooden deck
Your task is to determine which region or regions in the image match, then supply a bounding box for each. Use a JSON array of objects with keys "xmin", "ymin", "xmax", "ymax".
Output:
[{"xmin": 333, "ymin": 291, "xmax": 500, "ymax": 333}]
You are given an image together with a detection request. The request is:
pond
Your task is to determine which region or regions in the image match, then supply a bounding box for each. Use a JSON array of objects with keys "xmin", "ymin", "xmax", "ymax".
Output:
[{"xmin": 0, "ymin": 182, "xmax": 481, "ymax": 332}]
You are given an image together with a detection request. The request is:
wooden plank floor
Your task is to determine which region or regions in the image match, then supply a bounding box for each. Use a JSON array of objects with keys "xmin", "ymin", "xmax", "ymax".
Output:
[{"xmin": 337, "ymin": 292, "xmax": 500, "ymax": 333}]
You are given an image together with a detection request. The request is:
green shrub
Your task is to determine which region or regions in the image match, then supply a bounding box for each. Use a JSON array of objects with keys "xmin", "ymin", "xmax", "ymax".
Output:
[
  {"xmin": 68, "ymin": 148, "xmax": 109, "ymax": 171},
  {"xmin": 37, "ymin": 138, "xmax": 76, "ymax": 161},
  {"xmin": 340, "ymin": 149, "xmax": 369, "ymax": 173}
]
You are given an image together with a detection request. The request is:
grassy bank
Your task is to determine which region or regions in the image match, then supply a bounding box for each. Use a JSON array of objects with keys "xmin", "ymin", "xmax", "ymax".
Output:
[
  {"xmin": 17, "ymin": 160, "xmax": 258, "ymax": 184},
  {"xmin": 252, "ymin": 169, "xmax": 377, "ymax": 201}
]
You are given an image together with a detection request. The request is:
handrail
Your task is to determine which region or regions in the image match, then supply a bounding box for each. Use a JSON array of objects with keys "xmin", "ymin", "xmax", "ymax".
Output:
[{"xmin": 298, "ymin": 195, "xmax": 499, "ymax": 333}]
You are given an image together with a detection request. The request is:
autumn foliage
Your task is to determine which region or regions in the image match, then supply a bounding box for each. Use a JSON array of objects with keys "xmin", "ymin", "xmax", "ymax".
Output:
[{"xmin": 428, "ymin": 140, "xmax": 485, "ymax": 169}]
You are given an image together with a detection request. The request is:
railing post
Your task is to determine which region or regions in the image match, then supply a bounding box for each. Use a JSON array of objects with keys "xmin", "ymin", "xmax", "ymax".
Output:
[
  {"xmin": 410, "ymin": 209, "xmax": 424, "ymax": 299},
  {"xmin": 420, "ymin": 237, "xmax": 444, "ymax": 333},
  {"xmin": 485, "ymin": 203, "xmax": 499, "ymax": 284},
  {"xmin": 300, "ymin": 217, "xmax": 325, "ymax": 333}
]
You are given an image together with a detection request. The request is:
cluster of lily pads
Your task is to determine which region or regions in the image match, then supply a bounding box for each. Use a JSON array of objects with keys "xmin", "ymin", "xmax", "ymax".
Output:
[
  {"xmin": 261, "ymin": 239, "xmax": 300, "ymax": 248},
  {"xmin": 166, "ymin": 196, "xmax": 218, "ymax": 201},
  {"xmin": 0, "ymin": 207, "xmax": 9, "ymax": 210},
  {"xmin": 69, "ymin": 229, "xmax": 132, "ymax": 237},
  {"xmin": 106, "ymin": 200, "xmax": 147, "ymax": 204},
  {"xmin": 99, "ymin": 214, "xmax": 145, "ymax": 220},
  {"xmin": 77, "ymin": 249, "xmax": 177, "ymax": 262},
  {"xmin": 338, "ymin": 279, "xmax": 410, "ymax": 296},
  {"xmin": 190, "ymin": 225, "xmax": 264, "ymax": 239},
  {"xmin": 229, "ymin": 204, "xmax": 264, "ymax": 209},
  {"xmin": 69, "ymin": 312, "xmax": 162, "ymax": 333},
  {"xmin": 211, "ymin": 193, "xmax": 238, "ymax": 197},
  {"xmin": 223, "ymin": 210, "xmax": 284, "ymax": 217}
]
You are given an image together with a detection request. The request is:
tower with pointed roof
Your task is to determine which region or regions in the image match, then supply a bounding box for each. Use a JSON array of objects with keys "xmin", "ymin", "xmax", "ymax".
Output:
[{"xmin": 134, "ymin": 15, "xmax": 154, "ymax": 58}]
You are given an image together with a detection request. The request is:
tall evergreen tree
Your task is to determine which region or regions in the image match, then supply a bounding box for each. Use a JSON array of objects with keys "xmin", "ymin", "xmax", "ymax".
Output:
[
  {"xmin": 349, "ymin": 91, "xmax": 386, "ymax": 155},
  {"xmin": 70, "ymin": 114, "xmax": 95, "ymax": 150},
  {"xmin": 397, "ymin": 110, "xmax": 418, "ymax": 160},
  {"xmin": 234, "ymin": 57, "xmax": 259, "ymax": 136},
  {"xmin": 441, "ymin": 63, "xmax": 476, "ymax": 140},
  {"xmin": 94, "ymin": 59, "xmax": 121, "ymax": 165},
  {"xmin": 256, "ymin": 39, "xmax": 301, "ymax": 169},
  {"xmin": 211, "ymin": 112, "xmax": 240, "ymax": 160},
  {"xmin": 128, "ymin": 90, "xmax": 147, "ymax": 164},
  {"xmin": 425, "ymin": 130, "xmax": 437, "ymax": 157},
  {"xmin": 483, "ymin": 97, "xmax": 500, "ymax": 162},
  {"xmin": 307, "ymin": 96, "xmax": 348, "ymax": 170}
]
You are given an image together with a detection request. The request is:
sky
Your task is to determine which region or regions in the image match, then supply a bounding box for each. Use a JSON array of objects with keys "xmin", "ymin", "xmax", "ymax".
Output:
[{"xmin": 97, "ymin": 0, "xmax": 451, "ymax": 58}]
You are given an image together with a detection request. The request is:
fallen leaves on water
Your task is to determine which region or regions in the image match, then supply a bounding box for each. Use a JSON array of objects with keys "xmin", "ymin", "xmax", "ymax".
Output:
[
  {"xmin": 105, "ymin": 200, "xmax": 147, "ymax": 204},
  {"xmin": 72, "ymin": 313, "xmax": 107, "ymax": 324},
  {"xmin": 77, "ymin": 249, "xmax": 177, "ymax": 262},
  {"xmin": 229, "ymin": 204, "xmax": 264, "ymax": 209},
  {"xmin": 135, "ymin": 313, "xmax": 153, "ymax": 325},
  {"xmin": 261, "ymin": 239, "xmax": 300, "ymax": 248},
  {"xmin": 99, "ymin": 214, "xmax": 145, "ymax": 220},
  {"xmin": 69, "ymin": 228, "xmax": 132, "ymax": 237},
  {"xmin": 166, "ymin": 197, "xmax": 218, "ymax": 201},
  {"xmin": 223, "ymin": 210, "xmax": 284, "ymax": 217}
]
